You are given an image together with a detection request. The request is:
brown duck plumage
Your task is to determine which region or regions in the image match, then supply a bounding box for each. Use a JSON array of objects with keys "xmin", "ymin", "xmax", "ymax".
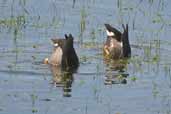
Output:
[
  {"xmin": 48, "ymin": 34, "xmax": 79, "ymax": 71},
  {"xmin": 104, "ymin": 24, "xmax": 131, "ymax": 59}
]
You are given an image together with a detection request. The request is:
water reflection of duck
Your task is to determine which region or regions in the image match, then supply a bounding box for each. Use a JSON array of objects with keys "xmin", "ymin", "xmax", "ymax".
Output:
[
  {"xmin": 104, "ymin": 24, "xmax": 131, "ymax": 59},
  {"xmin": 50, "ymin": 65, "xmax": 74, "ymax": 97},
  {"xmin": 104, "ymin": 59, "xmax": 129, "ymax": 85},
  {"xmin": 44, "ymin": 34, "xmax": 79, "ymax": 71},
  {"xmin": 103, "ymin": 24, "xmax": 131, "ymax": 84}
]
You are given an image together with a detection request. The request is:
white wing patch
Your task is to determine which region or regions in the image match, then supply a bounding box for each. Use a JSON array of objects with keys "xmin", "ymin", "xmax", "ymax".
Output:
[
  {"xmin": 54, "ymin": 43, "xmax": 58, "ymax": 47},
  {"xmin": 106, "ymin": 30, "xmax": 115, "ymax": 36}
]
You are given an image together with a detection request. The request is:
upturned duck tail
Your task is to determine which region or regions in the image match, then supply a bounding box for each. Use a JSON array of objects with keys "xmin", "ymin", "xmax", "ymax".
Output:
[{"xmin": 122, "ymin": 24, "xmax": 131, "ymax": 58}]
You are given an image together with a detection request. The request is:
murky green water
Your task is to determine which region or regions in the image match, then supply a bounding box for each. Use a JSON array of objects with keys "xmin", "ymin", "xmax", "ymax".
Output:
[{"xmin": 0, "ymin": 0, "xmax": 171, "ymax": 114}]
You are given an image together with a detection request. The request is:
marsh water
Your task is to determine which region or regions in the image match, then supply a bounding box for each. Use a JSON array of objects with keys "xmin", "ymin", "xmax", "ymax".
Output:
[{"xmin": 0, "ymin": 0, "xmax": 171, "ymax": 114}]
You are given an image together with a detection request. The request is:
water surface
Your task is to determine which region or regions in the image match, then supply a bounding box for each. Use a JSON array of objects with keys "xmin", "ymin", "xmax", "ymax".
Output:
[{"xmin": 0, "ymin": 0, "xmax": 171, "ymax": 114}]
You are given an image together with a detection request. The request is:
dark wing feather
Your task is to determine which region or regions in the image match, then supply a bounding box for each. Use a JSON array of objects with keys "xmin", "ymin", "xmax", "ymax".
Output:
[{"xmin": 104, "ymin": 24, "xmax": 122, "ymax": 37}]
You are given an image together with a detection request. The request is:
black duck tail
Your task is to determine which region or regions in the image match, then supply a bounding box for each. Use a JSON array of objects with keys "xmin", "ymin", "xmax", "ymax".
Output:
[{"xmin": 122, "ymin": 24, "xmax": 131, "ymax": 58}]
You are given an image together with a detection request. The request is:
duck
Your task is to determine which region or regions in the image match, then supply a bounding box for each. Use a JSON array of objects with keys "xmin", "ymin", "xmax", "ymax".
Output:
[
  {"xmin": 103, "ymin": 24, "xmax": 131, "ymax": 59},
  {"xmin": 44, "ymin": 34, "xmax": 79, "ymax": 71}
]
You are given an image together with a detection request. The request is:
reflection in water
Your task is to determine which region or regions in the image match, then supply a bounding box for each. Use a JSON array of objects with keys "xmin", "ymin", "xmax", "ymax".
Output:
[
  {"xmin": 104, "ymin": 58, "xmax": 129, "ymax": 85},
  {"xmin": 72, "ymin": 0, "xmax": 76, "ymax": 8},
  {"xmin": 50, "ymin": 65, "xmax": 77, "ymax": 97}
]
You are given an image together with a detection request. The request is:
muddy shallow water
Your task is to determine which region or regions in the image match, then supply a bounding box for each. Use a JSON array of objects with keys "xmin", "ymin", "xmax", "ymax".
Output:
[{"xmin": 0, "ymin": 0, "xmax": 171, "ymax": 114}]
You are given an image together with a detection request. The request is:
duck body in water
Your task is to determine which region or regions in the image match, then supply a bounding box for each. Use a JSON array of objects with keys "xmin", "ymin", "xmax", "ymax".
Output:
[
  {"xmin": 45, "ymin": 34, "xmax": 79, "ymax": 71},
  {"xmin": 104, "ymin": 24, "xmax": 131, "ymax": 59}
]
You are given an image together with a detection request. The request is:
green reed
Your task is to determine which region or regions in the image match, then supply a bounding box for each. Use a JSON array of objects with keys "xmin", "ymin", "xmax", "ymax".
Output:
[{"xmin": 79, "ymin": 7, "xmax": 87, "ymax": 44}]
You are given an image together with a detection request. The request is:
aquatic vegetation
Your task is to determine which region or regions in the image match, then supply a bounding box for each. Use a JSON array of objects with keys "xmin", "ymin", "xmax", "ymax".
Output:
[
  {"xmin": 31, "ymin": 18, "xmax": 61, "ymax": 29},
  {"xmin": 0, "ymin": 16, "xmax": 25, "ymax": 27},
  {"xmin": 81, "ymin": 42, "xmax": 100, "ymax": 49},
  {"xmin": 130, "ymin": 76, "xmax": 137, "ymax": 82},
  {"xmin": 80, "ymin": 55, "xmax": 88, "ymax": 63},
  {"xmin": 32, "ymin": 108, "xmax": 38, "ymax": 113},
  {"xmin": 152, "ymin": 82, "xmax": 159, "ymax": 98},
  {"xmin": 79, "ymin": 80, "xmax": 86, "ymax": 86},
  {"xmin": 90, "ymin": 28, "xmax": 96, "ymax": 43},
  {"xmin": 130, "ymin": 56, "xmax": 143, "ymax": 73},
  {"xmin": 79, "ymin": 7, "xmax": 87, "ymax": 44},
  {"xmin": 72, "ymin": 0, "xmax": 76, "ymax": 8},
  {"xmin": 0, "ymin": 15, "xmax": 26, "ymax": 40},
  {"xmin": 30, "ymin": 94, "xmax": 38, "ymax": 113}
]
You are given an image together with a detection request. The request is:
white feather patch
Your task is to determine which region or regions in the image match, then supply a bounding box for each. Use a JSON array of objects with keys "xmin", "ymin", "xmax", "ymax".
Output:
[
  {"xmin": 106, "ymin": 30, "xmax": 115, "ymax": 36},
  {"xmin": 120, "ymin": 42, "xmax": 123, "ymax": 47},
  {"xmin": 49, "ymin": 47, "xmax": 63, "ymax": 66},
  {"xmin": 54, "ymin": 43, "xmax": 58, "ymax": 47}
]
